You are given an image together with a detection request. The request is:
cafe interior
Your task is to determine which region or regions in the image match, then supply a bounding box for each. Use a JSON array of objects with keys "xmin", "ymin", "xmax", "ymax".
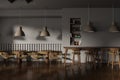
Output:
[{"xmin": 0, "ymin": 0, "xmax": 120, "ymax": 80}]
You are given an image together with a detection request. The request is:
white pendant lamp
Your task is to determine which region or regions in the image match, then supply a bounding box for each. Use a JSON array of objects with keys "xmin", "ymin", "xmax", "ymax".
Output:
[
  {"xmin": 40, "ymin": 10, "xmax": 50, "ymax": 37},
  {"xmin": 109, "ymin": 22, "xmax": 119, "ymax": 32},
  {"xmin": 109, "ymin": 5, "xmax": 119, "ymax": 32},
  {"xmin": 84, "ymin": 21, "xmax": 94, "ymax": 32},
  {"xmin": 40, "ymin": 27, "xmax": 50, "ymax": 36},
  {"xmin": 14, "ymin": 26, "xmax": 25, "ymax": 37},
  {"xmin": 84, "ymin": 4, "xmax": 95, "ymax": 32}
]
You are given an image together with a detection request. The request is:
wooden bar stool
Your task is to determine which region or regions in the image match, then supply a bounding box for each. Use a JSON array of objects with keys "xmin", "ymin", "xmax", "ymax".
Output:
[
  {"xmin": 85, "ymin": 48, "xmax": 92, "ymax": 63},
  {"xmin": 72, "ymin": 48, "xmax": 81, "ymax": 65},
  {"xmin": 85, "ymin": 48, "xmax": 96, "ymax": 64},
  {"xmin": 85, "ymin": 48, "xmax": 104, "ymax": 65},
  {"xmin": 108, "ymin": 48, "xmax": 120, "ymax": 69}
]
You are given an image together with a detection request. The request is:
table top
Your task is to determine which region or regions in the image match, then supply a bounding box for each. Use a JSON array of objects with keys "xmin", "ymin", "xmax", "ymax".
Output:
[{"xmin": 64, "ymin": 46, "xmax": 120, "ymax": 50}]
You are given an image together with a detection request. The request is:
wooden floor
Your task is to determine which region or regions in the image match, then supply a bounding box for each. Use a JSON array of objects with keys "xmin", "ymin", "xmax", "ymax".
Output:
[{"xmin": 0, "ymin": 62, "xmax": 120, "ymax": 80}]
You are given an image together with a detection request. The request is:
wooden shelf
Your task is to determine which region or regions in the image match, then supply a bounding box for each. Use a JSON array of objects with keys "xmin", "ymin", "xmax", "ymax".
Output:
[{"xmin": 70, "ymin": 18, "xmax": 81, "ymax": 46}]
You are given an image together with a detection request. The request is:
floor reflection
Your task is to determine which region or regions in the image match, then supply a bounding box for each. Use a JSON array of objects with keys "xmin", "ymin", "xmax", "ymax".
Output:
[{"xmin": 0, "ymin": 62, "xmax": 120, "ymax": 80}]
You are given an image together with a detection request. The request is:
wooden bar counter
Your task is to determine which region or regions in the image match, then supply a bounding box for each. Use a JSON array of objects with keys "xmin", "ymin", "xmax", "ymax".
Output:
[{"xmin": 63, "ymin": 46, "xmax": 120, "ymax": 65}]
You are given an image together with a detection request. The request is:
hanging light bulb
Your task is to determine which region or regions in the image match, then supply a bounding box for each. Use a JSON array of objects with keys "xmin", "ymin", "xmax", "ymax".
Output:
[
  {"xmin": 109, "ymin": 5, "xmax": 119, "ymax": 32},
  {"xmin": 40, "ymin": 27, "xmax": 50, "ymax": 36},
  {"xmin": 83, "ymin": 4, "xmax": 95, "ymax": 32},
  {"xmin": 14, "ymin": 26, "xmax": 25, "ymax": 37}
]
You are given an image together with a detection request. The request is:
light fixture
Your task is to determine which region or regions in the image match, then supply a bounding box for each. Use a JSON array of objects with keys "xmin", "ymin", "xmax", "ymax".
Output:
[
  {"xmin": 8, "ymin": 0, "xmax": 33, "ymax": 3},
  {"xmin": 40, "ymin": 10, "xmax": 50, "ymax": 37},
  {"xmin": 8, "ymin": 0, "xmax": 16, "ymax": 3},
  {"xmin": 109, "ymin": 5, "xmax": 119, "ymax": 32},
  {"xmin": 25, "ymin": 0, "xmax": 33, "ymax": 3},
  {"xmin": 14, "ymin": 26, "xmax": 25, "ymax": 37},
  {"xmin": 14, "ymin": 7, "xmax": 25, "ymax": 37},
  {"xmin": 83, "ymin": 4, "xmax": 95, "ymax": 32},
  {"xmin": 40, "ymin": 27, "xmax": 50, "ymax": 36},
  {"xmin": 84, "ymin": 22, "xmax": 94, "ymax": 32}
]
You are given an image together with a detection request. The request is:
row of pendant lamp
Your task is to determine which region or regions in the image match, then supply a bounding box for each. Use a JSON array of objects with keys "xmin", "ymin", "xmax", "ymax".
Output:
[
  {"xmin": 14, "ymin": 26, "xmax": 50, "ymax": 37},
  {"xmin": 15, "ymin": 23, "xmax": 118, "ymax": 37},
  {"xmin": 15, "ymin": 23, "xmax": 118, "ymax": 38},
  {"xmin": 83, "ymin": 4, "xmax": 119, "ymax": 32},
  {"xmin": 83, "ymin": 21, "xmax": 119, "ymax": 32}
]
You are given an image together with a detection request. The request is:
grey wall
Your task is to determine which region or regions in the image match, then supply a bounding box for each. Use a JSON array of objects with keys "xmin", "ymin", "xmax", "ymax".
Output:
[
  {"xmin": 0, "ymin": 10, "xmax": 62, "ymax": 44},
  {"xmin": 62, "ymin": 8, "xmax": 120, "ymax": 47}
]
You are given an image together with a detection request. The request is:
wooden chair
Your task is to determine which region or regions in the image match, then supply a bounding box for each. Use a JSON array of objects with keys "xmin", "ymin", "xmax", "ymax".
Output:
[
  {"xmin": 27, "ymin": 51, "xmax": 45, "ymax": 62},
  {"xmin": 0, "ymin": 51, "xmax": 15, "ymax": 62},
  {"xmin": 38, "ymin": 50, "xmax": 62, "ymax": 64},
  {"xmin": 48, "ymin": 51, "xmax": 62, "ymax": 64},
  {"xmin": 0, "ymin": 52, "xmax": 9, "ymax": 62},
  {"xmin": 12, "ymin": 51, "xmax": 28, "ymax": 63},
  {"xmin": 108, "ymin": 48, "xmax": 120, "ymax": 69},
  {"xmin": 38, "ymin": 50, "xmax": 50, "ymax": 63}
]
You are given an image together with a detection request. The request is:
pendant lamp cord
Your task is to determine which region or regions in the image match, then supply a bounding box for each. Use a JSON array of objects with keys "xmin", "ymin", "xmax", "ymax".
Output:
[
  {"xmin": 18, "ymin": 6, "xmax": 22, "ymax": 26},
  {"xmin": 44, "ymin": 9, "xmax": 47, "ymax": 27},
  {"xmin": 88, "ymin": 3, "xmax": 90, "ymax": 22},
  {"xmin": 112, "ymin": 4, "xmax": 114, "ymax": 22}
]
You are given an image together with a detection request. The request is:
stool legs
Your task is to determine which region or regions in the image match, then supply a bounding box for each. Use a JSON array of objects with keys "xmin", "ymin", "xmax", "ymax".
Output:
[
  {"xmin": 112, "ymin": 53, "xmax": 114, "ymax": 69},
  {"xmin": 119, "ymin": 55, "xmax": 120, "ymax": 68},
  {"xmin": 72, "ymin": 54, "xmax": 75, "ymax": 65},
  {"xmin": 72, "ymin": 53, "xmax": 81, "ymax": 65},
  {"xmin": 78, "ymin": 53, "xmax": 80, "ymax": 64}
]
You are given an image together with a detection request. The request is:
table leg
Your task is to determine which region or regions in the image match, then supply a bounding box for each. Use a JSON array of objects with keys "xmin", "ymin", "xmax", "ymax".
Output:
[
  {"xmin": 64, "ymin": 49, "xmax": 68, "ymax": 66},
  {"xmin": 78, "ymin": 53, "xmax": 80, "ymax": 64}
]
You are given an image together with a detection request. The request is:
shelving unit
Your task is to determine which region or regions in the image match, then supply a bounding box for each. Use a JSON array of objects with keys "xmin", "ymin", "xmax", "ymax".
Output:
[{"xmin": 70, "ymin": 18, "xmax": 81, "ymax": 45}]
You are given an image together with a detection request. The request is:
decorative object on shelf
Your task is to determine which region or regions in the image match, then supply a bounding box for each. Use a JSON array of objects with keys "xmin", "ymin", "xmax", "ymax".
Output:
[
  {"xmin": 70, "ymin": 18, "xmax": 81, "ymax": 45},
  {"xmin": 8, "ymin": 0, "xmax": 33, "ymax": 3},
  {"xmin": 109, "ymin": 5, "xmax": 119, "ymax": 32},
  {"xmin": 83, "ymin": 4, "xmax": 95, "ymax": 32},
  {"xmin": 40, "ymin": 27, "xmax": 50, "ymax": 36},
  {"xmin": 14, "ymin": 26, "xmax": 25, "ymax": 37}
]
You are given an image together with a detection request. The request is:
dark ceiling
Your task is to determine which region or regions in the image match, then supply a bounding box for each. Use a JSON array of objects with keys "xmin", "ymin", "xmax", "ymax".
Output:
[{"xmin": 0, "ymin": 0, "xmax": 120, "ymax": 9}]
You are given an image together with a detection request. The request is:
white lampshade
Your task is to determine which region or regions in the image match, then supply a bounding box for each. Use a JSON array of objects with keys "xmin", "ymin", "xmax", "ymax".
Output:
[
  {"xmin": 83, "ymin": 22, "xmax": 94, "ymax": 32},
  {"xmin": 109, "ymin": 22, "xmax": 119, "ymax": 32},
  {"xmin": 14, "ymin": 26, "xmax": 25, "ymax": 37},
  {"xmin": 40, "ymin": 27, "xmax": 50, "ymax": 36}
]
